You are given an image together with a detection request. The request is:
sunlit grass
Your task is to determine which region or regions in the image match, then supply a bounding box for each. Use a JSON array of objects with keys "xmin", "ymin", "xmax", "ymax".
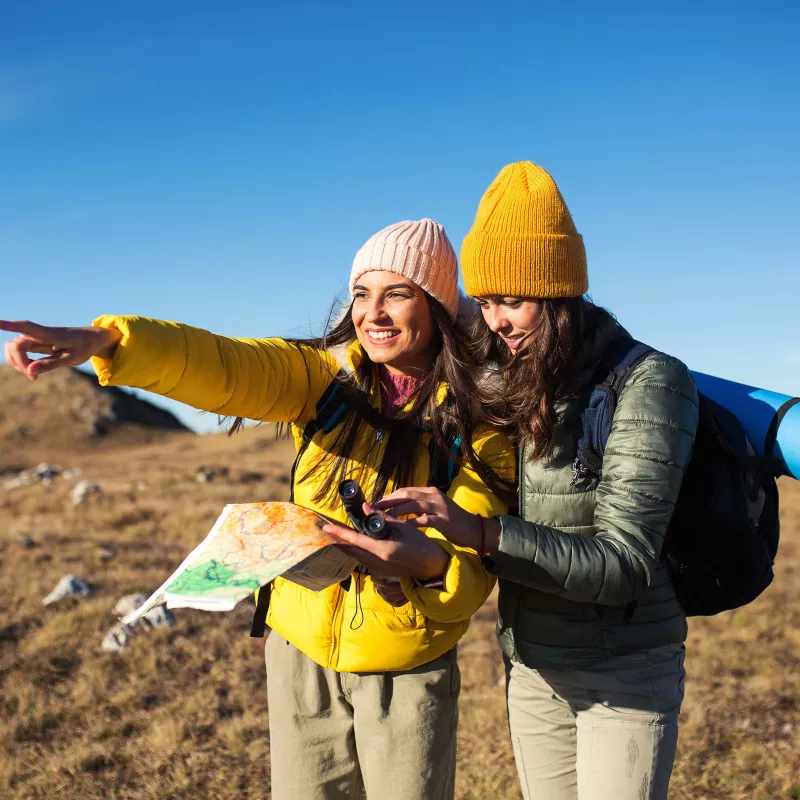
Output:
[{"xmin": 1, "ymin": 424, "xmax": 798, "ymax": 799}]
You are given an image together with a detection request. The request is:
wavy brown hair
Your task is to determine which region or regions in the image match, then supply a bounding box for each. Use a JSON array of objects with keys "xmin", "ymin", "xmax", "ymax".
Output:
[
  {"xmin": 226, "ymin": 294, "xmax": 515, "ymax": 505},
  {"xmin": 468, "ymin": 296, "xmax": 602, "ymax": 461}
]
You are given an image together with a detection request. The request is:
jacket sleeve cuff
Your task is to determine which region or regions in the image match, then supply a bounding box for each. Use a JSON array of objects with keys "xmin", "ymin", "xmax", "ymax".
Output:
[
  {"xmin": 481, "ymin": 514, "xmax": 535, "ymax": 583},
  {"xmin": 90, "ymin": 315, "xmax": 188, "ymax": 394},
  {"xmin": 482, "ymin": 516, "xmax": 565, "ymax": 594},
  {"xmin": 401, "ymin": 540, "xmax": 494, "ymax": 624}
]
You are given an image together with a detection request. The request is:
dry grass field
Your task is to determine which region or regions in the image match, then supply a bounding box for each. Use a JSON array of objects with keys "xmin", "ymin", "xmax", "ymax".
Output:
[{"xmin": 1, "ymin": 368, "xmax": 798, "ymax": 799}]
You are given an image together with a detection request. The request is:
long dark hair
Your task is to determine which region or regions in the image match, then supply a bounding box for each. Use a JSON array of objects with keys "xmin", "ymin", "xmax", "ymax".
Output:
[
  {"xmin": 227, "ymin": 294, "xmax": 514, "ymax": 505},
  {"xmin": 468, "ymin": 296, "xmax": 601, "ymax": 461}
]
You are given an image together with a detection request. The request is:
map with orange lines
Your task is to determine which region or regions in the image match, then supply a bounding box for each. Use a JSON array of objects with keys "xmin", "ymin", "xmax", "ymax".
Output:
[{"xmin": 121, "ymin": 502, "xmax": 348, "ymax": 623}]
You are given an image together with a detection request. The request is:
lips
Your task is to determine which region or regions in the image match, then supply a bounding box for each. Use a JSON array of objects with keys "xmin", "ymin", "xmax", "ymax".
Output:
[{"xmin": 501, "ymin": 335, "xmax": 527, "ymax": 351}]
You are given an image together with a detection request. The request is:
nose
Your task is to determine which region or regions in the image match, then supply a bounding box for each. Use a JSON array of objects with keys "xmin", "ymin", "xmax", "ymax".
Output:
[
  {"xmin": 364, "ymin": 295, "xmax": 389, "ymax": 324},
  {"xmin": 483, "ymin": 306, "xmax": 510, "ymax": 335}
]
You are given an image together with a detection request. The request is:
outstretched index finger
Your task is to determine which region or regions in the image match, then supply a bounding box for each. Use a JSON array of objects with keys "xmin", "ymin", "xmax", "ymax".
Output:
[{"xmin": 0, "ymin": 319, "xmax": 53, "ymax": 340}]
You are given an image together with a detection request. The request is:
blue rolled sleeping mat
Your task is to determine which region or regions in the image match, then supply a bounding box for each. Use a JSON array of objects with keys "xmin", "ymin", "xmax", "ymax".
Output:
[{"xmin": 691, "ymin": 372, "xmax": 800, "ymax": 480}]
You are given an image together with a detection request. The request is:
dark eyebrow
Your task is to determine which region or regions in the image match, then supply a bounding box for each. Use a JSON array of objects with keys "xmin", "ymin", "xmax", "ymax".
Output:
[{"xmin": 384, "ymin": 283, "xmax": 415, "ymax": 291}]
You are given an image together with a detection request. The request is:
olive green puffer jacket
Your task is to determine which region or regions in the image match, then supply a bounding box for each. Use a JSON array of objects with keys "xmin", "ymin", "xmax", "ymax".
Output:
[{"xmin": 485, "ymin": 309, "xmax": 699, "ymax": 670}]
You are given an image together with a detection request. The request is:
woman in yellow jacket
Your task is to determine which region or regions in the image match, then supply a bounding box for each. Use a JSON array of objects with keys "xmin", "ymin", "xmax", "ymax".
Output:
[{"xmin": 2, "ymin": 218, "xmax": 513, "ymax": 800}]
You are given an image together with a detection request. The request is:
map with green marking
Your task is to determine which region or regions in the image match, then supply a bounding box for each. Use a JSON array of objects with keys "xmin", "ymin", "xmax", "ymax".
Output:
[
  {"xmin": 168, "ymin": 560, "xmax": 262, "ymax": 595},
  {"xmin": 121, "ymin": 502, "xmax": 355, "ymax": 623}
]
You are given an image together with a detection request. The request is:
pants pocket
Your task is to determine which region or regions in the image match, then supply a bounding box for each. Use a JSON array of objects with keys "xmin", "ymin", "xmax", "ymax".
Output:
[{"xmin": 579, "ymin": 718, "xmax": 678, "ymax": 800}]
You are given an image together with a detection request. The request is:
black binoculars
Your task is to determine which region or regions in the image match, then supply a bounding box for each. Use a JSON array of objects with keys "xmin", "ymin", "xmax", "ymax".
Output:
[{"xmin": 338, "ymin": 480, "xmax": 390, "ymax": 540}]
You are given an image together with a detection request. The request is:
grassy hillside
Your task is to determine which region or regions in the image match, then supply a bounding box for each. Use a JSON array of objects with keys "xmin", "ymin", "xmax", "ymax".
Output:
[
  {"xmin": 1, "ymin": 378, "xmax": 798, "ymax": 799},
  {"xmin": 0, "ymin": 366, "xmax": 190, "ymax": 461}
]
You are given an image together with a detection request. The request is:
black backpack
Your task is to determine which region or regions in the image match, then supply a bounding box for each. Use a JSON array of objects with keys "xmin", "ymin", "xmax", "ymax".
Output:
[
  {"xmin": 250, "ymin": 376, "xmax": 463, "ymax": 637},
  {"xmin": 574, "ymin": 337, "xmax": 785, "ymax": 617}
]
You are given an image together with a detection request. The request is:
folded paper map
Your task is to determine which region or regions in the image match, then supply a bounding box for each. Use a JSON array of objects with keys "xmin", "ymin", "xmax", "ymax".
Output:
[{"xmin": 121, "ymin": 502, "xmax": 356, "ymax": 624}]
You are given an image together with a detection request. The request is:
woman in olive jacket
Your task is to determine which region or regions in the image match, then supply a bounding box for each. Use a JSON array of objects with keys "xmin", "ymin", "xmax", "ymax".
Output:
[{"xmin": 341, "ymin": 162, "xmax": 699, "ymax": 800}]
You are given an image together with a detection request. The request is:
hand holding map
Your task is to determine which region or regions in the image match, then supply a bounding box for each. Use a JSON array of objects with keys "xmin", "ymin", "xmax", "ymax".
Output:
[{"xmin": 121, "ymin": 502, "xmax": 357, "ymax": 624}]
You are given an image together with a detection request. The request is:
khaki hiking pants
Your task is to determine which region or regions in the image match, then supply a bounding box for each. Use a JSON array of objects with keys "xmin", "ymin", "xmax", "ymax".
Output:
[
  {"xmin": 505, "ymin": 644, "xmax": 686, "ymax": 800},
  {"xmin": 265, "ymin": 632, "xmax": 460, "ymax": 800}
]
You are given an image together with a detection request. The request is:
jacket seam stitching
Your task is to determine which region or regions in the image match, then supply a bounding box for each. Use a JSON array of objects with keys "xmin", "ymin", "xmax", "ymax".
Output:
[
  {"xmin": 625, "ymin": 381, "xmax": 699, "ymax": 405},
  {"xmin": 603, "ymin": 450, "xmax": 684, "ymax": 468},
  {"xmin": 598, "ymin": 483, "xmax": 675, "ymax": 504},
  {"xmin": 612, "ymin": 418, "xmax": 697, "ymax": 436},
  {"xmin": 520, "ymin": 490, "xmax": 597, "ymax": 497}
]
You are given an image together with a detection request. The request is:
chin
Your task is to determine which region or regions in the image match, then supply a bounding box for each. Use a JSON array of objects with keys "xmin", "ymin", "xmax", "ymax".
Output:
[
  {"xmin": 359, "ymin": 338, "xmax": 407, "ymax": 364},
  {"xmin": 365, "ymin": 349, "xmax": 393, "ymax": 363}
]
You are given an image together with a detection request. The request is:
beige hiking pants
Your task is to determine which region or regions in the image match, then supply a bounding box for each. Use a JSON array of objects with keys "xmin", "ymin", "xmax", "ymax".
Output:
[
  {"xmin": 505, "ymin": 644, "xmax": 686, "ymax": 800},
  {"xmin": 265, "ymin": 632, "xmax": 460, "ymax": 800}
]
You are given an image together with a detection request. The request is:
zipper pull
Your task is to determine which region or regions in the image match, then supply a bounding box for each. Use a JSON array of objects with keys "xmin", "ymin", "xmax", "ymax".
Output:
[{"xmin": 570, "ymin": 457, "xmax": 586, "ymax": 487}]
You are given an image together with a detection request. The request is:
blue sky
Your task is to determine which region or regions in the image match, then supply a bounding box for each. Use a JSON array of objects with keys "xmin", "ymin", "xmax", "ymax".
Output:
[{"xmin": 1, "ymin": 1, "xmax": 798, "ymax": 432}]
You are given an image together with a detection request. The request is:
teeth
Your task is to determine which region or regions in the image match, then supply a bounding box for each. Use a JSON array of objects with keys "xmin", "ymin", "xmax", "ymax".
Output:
[{"xmin": 368, "ymin": 330, "xmax": 398, "ymax": 340}]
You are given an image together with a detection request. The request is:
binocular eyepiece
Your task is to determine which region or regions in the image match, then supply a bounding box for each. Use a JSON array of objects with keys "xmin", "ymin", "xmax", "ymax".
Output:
[{"xmin": 338, "ymin": 480, "xmax": 390, "ymax": 539}]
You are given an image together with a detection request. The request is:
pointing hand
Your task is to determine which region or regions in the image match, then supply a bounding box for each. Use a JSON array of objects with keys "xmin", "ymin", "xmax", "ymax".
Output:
[{"xmin": 0, "ymin": 319, "xmax": 122, "ymax": 381}]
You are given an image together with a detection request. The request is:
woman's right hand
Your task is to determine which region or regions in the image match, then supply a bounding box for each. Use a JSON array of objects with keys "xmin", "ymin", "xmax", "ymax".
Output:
[
  {"xmin": 0, "ymin": 320, "xmax": 122, "ymax": 381},
  {"xmin": 376, "ymin": 487, "xmax": 482, "ymax": 550}
]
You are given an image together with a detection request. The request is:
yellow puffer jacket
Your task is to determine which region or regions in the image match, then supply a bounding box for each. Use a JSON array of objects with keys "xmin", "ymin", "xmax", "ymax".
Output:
[{"xmin": 91, "ymin": 315, "xmax": 514, "ymax": 672}]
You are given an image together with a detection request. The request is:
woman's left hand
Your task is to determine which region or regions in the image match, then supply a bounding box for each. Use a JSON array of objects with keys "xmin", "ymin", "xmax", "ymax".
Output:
[
  {"xmin": 375, "ymin": 487, "xmax": 482, "ymax": 550},
  {"xmin": 322, "ymin": 510, "xmax": 450, "ymax": 580}
]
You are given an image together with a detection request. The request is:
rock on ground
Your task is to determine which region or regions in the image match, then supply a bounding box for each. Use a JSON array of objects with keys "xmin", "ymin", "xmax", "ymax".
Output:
[
  {"xmin": 101, "ymin": 605, "xmax": 175, "ymax": 653},
  {"xmin": 113, "ymin": 592, "xmax": 149, "ymax": 617},
  {"xmin": 43, "ymin": 575, "xmax": 91, "ymax": 605},
  {"xmin": 71, "ymin": 480, "xmax": 101, "ymax": 505}
]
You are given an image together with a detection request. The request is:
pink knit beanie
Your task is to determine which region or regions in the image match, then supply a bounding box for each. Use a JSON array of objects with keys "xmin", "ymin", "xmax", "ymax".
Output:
[{"xmin": 349, "ymin": 218, "xmax": 459, "ymax": 319}]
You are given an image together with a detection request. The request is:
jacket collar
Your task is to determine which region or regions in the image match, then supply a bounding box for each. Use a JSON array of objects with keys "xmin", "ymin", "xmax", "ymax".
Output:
[
  {"xmin": 331, "ymin": 339, "xmax": 447, "ymax": 418},
  {"xmin": 573, "ymin": 308, "xmax": 629, "ymax": 389}
]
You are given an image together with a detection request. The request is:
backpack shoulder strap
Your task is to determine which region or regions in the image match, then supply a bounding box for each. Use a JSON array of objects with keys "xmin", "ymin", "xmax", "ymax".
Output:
[
  {"xmin": 289, "ymin": 376, "xmax": 350, "ymax": 502},
  {"xmin": 593, "ymin": 336, "xmax": 656, "ymax": 457},
  {"xmin": 249, "ymin": 583, "xmax": 272, "ymax": 638},
  {"xmin": 428, "ymin": 434, "xmax": 463, "ymax": 493},
  {"xmin": 592, "ymin": 337, "xmax": 656, "ymax": 397},
  {"xmin": 574, "ymin": 337, "xmax": 655, "ymax": 484}
]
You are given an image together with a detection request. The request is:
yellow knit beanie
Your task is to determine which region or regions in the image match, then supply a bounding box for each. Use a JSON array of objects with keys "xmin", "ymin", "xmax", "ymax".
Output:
[{"xmin": 461, "ymin": 162, "xmax": 588, "ymax": 298}]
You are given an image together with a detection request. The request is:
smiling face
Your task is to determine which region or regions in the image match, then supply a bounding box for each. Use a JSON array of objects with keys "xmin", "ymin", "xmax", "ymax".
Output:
[
  {"xmin": 351, "ymin": 271, "xmax": 436, "ymax": 376},
  {"xmin": 474, "ymin": 295, "xmax": 545, "ymax": 353}
]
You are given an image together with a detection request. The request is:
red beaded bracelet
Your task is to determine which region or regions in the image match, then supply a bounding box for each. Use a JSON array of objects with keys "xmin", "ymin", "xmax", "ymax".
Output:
[{"xmin": 476, "ymin": 514, "xmax": 486, "ymax": 558}]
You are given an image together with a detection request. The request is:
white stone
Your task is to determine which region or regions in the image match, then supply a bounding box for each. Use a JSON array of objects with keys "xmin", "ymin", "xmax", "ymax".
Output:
[
  {"xmin": 100, "ymin": 605, "xmax": 175, "ymax": 653},
  {"xmin": 113, "ymin": 592, "xmax": 149, "ymax": 617},
  {"xmin": 3, "ymin": 473, "xmax": 33, "ymax": 490},
  {"xmin": 140, "ymin": 605, "xmax": 175, "ymax": 630},
  {"xmin": 101, "ymin": 622, "xmax": 131, "ymax": 653},
  {"xmin": 34, "ymin": 463, "xmax": 62, "ymax": 479},
  {"xmin": 43, "ymin": 574, "xmax": 91, "ymax": 605},
  {"xmin": 71, "ymin": 480, "xmax": 101, "ymax": 505}
]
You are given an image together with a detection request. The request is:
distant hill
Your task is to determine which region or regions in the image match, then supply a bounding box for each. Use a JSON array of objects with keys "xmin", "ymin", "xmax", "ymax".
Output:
[{"xmin": 0, "ymin": 366, "xmax": 192, "ymax": 459}]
